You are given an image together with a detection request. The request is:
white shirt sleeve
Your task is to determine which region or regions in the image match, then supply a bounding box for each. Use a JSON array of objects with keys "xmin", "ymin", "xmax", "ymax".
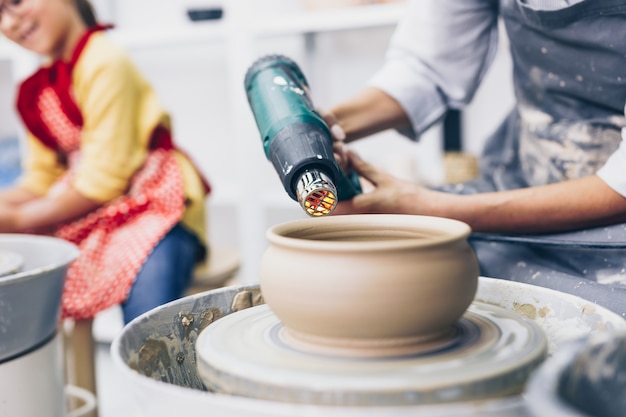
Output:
[
  {"xmin": 368, "ymin": 0, "xmax": 500, "ymax": 139},
  {"xmin": 596, "ymin": 104, "xmax": 626, "ymax": 198}
]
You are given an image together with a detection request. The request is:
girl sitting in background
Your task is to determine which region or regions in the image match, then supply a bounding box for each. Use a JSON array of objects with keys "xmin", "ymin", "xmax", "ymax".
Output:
[{"xmin": 0, "ymin": 0, "xmax": 211, "ymax": 323}]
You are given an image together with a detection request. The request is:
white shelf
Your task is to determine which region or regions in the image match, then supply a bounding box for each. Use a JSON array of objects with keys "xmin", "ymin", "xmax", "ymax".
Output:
[
  {"xmin": 108, "ymin": 21, "xmax": 230, "ymax": 49},
  {"xmin": 1, "ymin": 4, "xmax": 405, "ymax": 63},
  {"xmin": 251, "ymin": 3, "xmax": 406, "ymax": 37},
  {"xmin": 106, "ymin": 3, "xmax": 405, "ymax": 49}
]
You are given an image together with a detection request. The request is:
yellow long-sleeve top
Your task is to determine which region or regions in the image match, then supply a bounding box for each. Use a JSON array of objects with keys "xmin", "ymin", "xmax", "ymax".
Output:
[{"xmin": 18, "ymin": 32, "xmax": 208, "ymax": 247}]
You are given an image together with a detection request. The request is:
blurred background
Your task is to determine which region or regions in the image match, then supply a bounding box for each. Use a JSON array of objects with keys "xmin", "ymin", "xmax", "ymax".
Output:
[{"xmin": 0, "ymin": 0, "xmax": 515, "ymax": 285}]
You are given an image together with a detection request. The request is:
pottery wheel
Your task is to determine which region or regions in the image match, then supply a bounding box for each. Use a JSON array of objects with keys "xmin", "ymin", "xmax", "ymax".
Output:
[
  {"xmin": 196, "ymin": 302, "xmax": 548, "ymax": 406},
  {"xmin": 0, "ymin": 250, "xmax": 23, "ymax": 277}
]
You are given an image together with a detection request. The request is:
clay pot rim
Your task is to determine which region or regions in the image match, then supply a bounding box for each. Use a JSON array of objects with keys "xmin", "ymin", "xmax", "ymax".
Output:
[{"xmin": 266, "ymin": 214, "xmax": 472, "ymax": 252}]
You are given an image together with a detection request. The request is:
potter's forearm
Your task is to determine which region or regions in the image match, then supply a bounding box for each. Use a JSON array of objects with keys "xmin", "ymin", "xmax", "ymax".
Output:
[
  {"xmin": 431, "ymin": 176, "xmax": 626, "ymax": 233},
  {"xmin": 330, "ymin": 87, "xmax": 412, "ymax": 142},
  {"xmin": 335, "ymin": 151, "xmax": 626, "ymax": 233}
]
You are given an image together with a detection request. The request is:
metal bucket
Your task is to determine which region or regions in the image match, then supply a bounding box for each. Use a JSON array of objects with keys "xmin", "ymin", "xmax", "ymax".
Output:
[
  {"xmin": 111, "ymin": 277, "xmax": 626, "ymax": 417},
  {"xmin": 525, "ymin": 331, "xmax": 626, "ymax": 417},
  {"xmin": 0, "ymin": 234, "xmax": 79, "ymax": 362},
  {"xmin": 0, "ymin": 333, "xmax": 96, "ymax": 417}
]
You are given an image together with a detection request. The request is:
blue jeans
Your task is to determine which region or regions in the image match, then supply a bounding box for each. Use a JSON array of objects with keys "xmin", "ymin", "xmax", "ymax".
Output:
[{"xmin": 121, "ymin": 224, "xmax": 204, "ymax": 324}]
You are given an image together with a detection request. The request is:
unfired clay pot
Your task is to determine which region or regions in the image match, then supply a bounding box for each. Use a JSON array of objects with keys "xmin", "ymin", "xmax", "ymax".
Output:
[{"xmin": 259, "ymin": 214, "xmax": 480, "ymax": 357}]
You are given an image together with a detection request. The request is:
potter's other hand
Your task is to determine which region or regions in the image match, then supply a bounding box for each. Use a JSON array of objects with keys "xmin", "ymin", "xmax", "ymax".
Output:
[
  {"xmin": 321, "ymin": 107, "xmax": 350, "ymax": 172},
  {"xmin": 317, "ymin": 108, "xmax": 346, "ymax": 142},
  {"xmin": 333, "ymin": 141, "xmax": 351, "ymax": 174},
  {"xmin": 333, "ymin": 150, "xmax": 434, "ymax": 216}
]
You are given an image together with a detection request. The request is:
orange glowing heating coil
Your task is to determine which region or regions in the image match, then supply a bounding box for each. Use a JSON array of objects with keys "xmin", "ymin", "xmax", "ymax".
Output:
[{"xmin": 304, "ymin": 189, "xmax": 337, "ymax": 216}]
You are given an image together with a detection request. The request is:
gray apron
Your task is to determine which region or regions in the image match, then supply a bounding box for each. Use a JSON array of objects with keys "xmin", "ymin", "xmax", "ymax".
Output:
[{"xmin": 443, "ymin": 0, "xmax": 626, "ymax": 316}]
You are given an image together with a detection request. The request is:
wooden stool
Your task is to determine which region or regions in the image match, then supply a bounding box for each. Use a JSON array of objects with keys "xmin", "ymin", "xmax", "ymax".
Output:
[
  {"xmin": 186, "ymin": 245, "xmax": 241, "ymax": 295},
  {"xmin": 63, "ymin": 318, "xmax": 98, "ymax": 417},
  {"xmin": 443, "ymin": 151, "xmax": 480, "ymax": 184}
]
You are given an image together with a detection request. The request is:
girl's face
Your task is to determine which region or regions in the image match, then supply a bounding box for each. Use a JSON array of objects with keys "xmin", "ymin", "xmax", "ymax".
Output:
[{"xmin": 0, "ymin": 0, "xmax": 86, "ymax": 60}]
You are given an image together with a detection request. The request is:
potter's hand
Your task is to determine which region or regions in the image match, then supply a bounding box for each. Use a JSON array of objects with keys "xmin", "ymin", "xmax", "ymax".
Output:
[
  {"xmin": 318, "ymin": 107, "xmax": 347, "ymax": 142},
  {"xmin": 318, "ymin": 107, "xmax": 353, "ymax": 174},
  {"xmin": 333, "ymin": 150, "xmax": 434, "ymax": 216}
]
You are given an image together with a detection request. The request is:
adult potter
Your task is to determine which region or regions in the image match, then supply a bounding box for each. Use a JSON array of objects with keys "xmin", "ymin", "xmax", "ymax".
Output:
[{"xmin": 259, "ymin": 214, "xmax": 480, "ymax": 356}]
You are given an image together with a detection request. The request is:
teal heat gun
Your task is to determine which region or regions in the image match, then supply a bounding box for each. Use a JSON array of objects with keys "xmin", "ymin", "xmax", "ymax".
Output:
[{"xmin": 244, "ymin": 54, "xmax": 362, "ymax": 217}]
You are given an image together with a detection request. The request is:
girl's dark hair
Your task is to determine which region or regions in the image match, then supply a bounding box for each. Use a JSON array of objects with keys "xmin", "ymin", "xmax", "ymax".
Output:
[{"xmin": 75, "ymin": 0, "xmax": 98, "ymax": 27}]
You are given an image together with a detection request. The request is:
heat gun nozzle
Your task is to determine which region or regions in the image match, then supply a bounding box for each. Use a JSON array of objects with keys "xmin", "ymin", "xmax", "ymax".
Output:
[{"xmin": 296, "ymin": 170, "xmax": 338, "ymax": 217}]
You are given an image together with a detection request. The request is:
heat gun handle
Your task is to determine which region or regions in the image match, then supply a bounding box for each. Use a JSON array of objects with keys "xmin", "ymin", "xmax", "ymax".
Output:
[{"xmin": 244, "ymin": 54, "xmax": 362, "ymax": 204}]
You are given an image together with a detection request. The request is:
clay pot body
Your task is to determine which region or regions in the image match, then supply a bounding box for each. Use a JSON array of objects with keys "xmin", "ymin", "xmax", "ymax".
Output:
[{"xmin": 259, "ymin": 214, "xmax": 480, "ymax": 356}]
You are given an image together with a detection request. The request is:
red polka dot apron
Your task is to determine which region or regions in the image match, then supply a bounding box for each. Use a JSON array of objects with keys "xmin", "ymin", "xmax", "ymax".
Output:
[{"xmin": 16, "ymin": 26, "xmax": 188, "ymax": 320}]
